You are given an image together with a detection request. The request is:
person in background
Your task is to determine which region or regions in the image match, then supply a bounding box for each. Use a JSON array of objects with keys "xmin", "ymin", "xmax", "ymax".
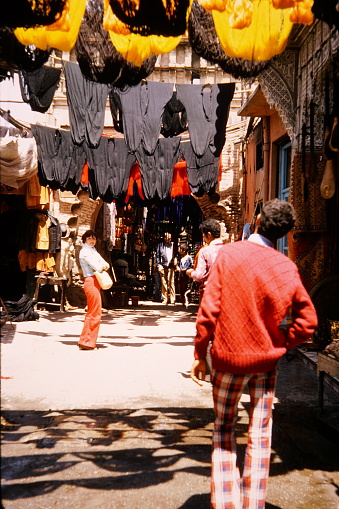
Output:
[
  {"xmin": 78, "ymin": 230, "xmax": 109, "ymax": 350},
  {"xmin": 191, "ymin": 199, "xmax": 318, "ymax": 509},
  {"xmin": 186, "ymin": 218, "xmax": 224, "ymax": 300},
  {"xmin": 177, "ymin": 244, "xmax": 193, "ymax": 307},
  {"xmin": 156, "ymin": 232, "xmax": 177, "ymax": 305}
]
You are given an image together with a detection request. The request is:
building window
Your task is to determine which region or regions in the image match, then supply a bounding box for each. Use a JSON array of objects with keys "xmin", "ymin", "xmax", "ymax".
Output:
[
  {"xmin": 277, "ymin": 141, "xmax": 291, "ymax": 256},
  {"xmin": 255, "ymin": 141, "xmax": 264, "ymax": 171}
]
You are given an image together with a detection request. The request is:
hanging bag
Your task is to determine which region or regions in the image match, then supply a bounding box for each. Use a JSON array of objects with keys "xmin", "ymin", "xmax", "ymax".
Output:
[{"xmin": 94, "ymin": 269, "xmax": 113, "ymax": 290}]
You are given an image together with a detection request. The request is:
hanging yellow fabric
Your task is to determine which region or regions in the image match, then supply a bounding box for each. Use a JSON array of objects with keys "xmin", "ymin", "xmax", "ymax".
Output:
[
  {"xmin": 212, "ymin": 0, "xmax": 294, "ymax": 61},
  {"xmin": 103, "ymin": 0, "xmax": 182, "ymax": 66},
  {"xmin": 14, "ymin": 0, "xmax": 86, "ymax": 52},
  {"xmin": 107, "ymin": 31, "xmax": 181, "ymax": 66}
]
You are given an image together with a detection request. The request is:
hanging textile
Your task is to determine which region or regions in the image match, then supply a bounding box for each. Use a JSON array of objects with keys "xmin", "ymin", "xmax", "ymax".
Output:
[
  {"xmin": 103, "ymin": 202, "xmax": 117, "ymax": 250},
  {"xmin": 14, "ymin": 0, "xmax": 86, "ymax": 53},
  {"xmin": 114, "ymin": 56, "xmax": 157, "ymax": 87},
  {"xmin": 188, "ymin": 2, "xmax": 271, "ymax": 79},
  {"xmin": 125, "ymin": 162, "xmax": 145, "ymax": 201},
  {"xmin": 63, "ymin": 61, "xmax": 110, "ymax": 148},
  {"xmin": 135, "ymin": 137, "xmax": 181, "ymax": 200},
  {"xmin": 0, "ymin": 28, "xmax": 51, "ymax": 72},
  {"xmin": 111, "ymin": 81, "xmax": 174, "ymax": 153},
  {"xmin": 0, "ymin": 135, "xmax": 38, "ymax": 189},
  {"xmin": 106, "ymin": 0, "xmax": 191, "ymax": 36},
  {"xmin": 161, "ymin": 91, "xmax": 188, "ymax": 138},
  {"xmin": 111, "ymin": 82, "xmax": 143, "ymax": 152},
  {"xmin": 85, "ymin": 136, "xmax": 136, "ymax": 201},
  {"xmin": 31, "ymin": 124, "xmax": 86, "ymax": 193},
  {"xmin": 170, "ymin": 160, "xmax": 191, "ymax": 197},
  {"xmin": 107, "ymin": 31, "xmax": 181, "ymax": 67},
  {"xmin": 211, "ymin": 0, "xmax": 294, "ymax": 61},
  {"xmin": 0, "ymin": 0, "xmax": 67, "ymax": 29},
  {"xmin": 54, "ymin": 129, "xmax": 86, "ymax": 191},
  {"xmin": 75, "ymin": 0, "xmax": 124, "ymax": 84},
  {"xmin": 176, "ymin": 83, "xmax": 235, "ymax": 157},
  {"xmin": 25, "ymin": 174, "xmax": 49, "ymax": 209},
  {"xmin": 312, "ymin": 0, "xmax": 339, "ymax": 31},
  {"xmin": 18, "ymin": 66, "xmax": 61, "ymax": 113},
  {"xmin": 140, "ymin": 81, "xmax": 174, "ymax": 155},
  {"xmin": 180, "ymin": 140, "xmax": 220, "ymax": 195},
  {"xmin": 31, "ymin": 124, "xmax": 60, "ymax": 189}
]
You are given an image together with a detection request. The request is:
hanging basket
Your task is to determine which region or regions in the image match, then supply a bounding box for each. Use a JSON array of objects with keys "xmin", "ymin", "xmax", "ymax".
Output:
[{"xmin": 188, "ymin": 2, "xmax": 271, "ymax": 79}]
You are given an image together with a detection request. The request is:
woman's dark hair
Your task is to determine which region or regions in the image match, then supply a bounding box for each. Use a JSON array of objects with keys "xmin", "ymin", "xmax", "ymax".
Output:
[
  {"xmin": 82, "ymin": 229, "xmax": 97, "ymax": 243},
  {"xmin": 180, "ymin": 243, "xmax": 188, "ymax": 253},
  {"xmin": 257, "ymin": 199, "xmax": 296, "ymax": 241},
  {"xmin": 199, "ymin": 219, "xmax": 221, "ymax": 239}
]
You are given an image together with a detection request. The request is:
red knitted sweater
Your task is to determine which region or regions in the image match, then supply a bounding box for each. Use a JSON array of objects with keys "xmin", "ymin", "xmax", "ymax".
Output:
[{"xmin": 194, "ymin": 241, "xmax": 318, "ymax": 374}]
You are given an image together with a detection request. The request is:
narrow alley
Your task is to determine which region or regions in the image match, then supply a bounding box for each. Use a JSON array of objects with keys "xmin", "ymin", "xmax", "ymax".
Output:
[{"xmin": 1, "ymin": 303, "xmax": 339, "ymax": 509}]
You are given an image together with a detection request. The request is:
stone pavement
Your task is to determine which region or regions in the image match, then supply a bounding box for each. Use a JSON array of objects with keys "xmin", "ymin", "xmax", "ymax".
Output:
[{"xmin": 1, "ymin": 302, "xmax": 339, "ymax": 509}]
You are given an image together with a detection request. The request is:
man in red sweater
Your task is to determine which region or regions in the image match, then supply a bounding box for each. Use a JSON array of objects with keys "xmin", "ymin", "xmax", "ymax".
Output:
[{"xmin": 191, "ymin": 199, "xmax": 318, "ymax": 509}]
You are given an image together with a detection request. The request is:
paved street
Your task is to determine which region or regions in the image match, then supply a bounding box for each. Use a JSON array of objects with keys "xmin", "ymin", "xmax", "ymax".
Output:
[{"xmin": 1, "ymin": 302, "xmax": 339, "ymax": 509}]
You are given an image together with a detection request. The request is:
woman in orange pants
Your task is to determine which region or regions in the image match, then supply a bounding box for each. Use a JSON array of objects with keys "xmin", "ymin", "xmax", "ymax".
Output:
[{"xmin": 78, "ymin": 230, "xmax": 109, "ymax": 350}]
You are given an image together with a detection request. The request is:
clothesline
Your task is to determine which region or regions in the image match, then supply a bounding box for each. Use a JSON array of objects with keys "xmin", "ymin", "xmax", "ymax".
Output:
[{"xmin": 0, "ymin": 108, "xmax": 31, "ymax": 132}]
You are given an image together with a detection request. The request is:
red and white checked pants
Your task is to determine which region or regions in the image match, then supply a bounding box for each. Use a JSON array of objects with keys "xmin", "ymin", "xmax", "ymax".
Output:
[{"xmin": 211, "ymin": 369, "xmax": 277, "ymax": 509}]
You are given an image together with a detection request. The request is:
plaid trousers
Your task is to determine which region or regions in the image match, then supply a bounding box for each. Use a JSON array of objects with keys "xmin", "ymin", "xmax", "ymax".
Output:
[{"xmin": 211, "ymin": 369, "xmax": 277, "ymax": 509}]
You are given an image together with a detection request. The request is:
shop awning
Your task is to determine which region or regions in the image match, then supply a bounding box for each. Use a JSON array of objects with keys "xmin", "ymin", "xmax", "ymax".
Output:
[{"xmin": 237, "ymin": 86, "xmax": 275, "ymax": 117}]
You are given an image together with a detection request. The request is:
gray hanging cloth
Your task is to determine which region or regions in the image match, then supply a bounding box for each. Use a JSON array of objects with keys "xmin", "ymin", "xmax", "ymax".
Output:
[
  {"xmin": 112, "ymin": 83, "xmax": 143, "ymax": 153},
  {"xmin": 63, "ymin": 61, "xmax": 110, "ymax": 148},
  {"xmin": 180, "ymin": 140, "xmax": 220, "ymax": 195},
  {"xmin": 19, "ymin": 66, "xmax": 61, "ymax": 113},
  {"xmin": 141, "ymin": 81, "xmax": 174, "ymax": 155},
  {"xmin": 136, "ymin": 137, "xmax": 181, "ymax": 200},
  {"xmin": 176, "ymin": 83, "xmax": 235, "ymax": 157},
  {"xmin": 85, "ymin": 137, "xmax": 136, "ymax": 201},
  {"xmin": 112, "ymin": 81, "xmax": 174, "ymax": 154}
]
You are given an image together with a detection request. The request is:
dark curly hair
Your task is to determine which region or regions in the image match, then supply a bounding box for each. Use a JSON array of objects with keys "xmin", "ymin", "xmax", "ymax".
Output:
[
  {"xmin": 82, "ymin": 229, "xmax": 97, "ymax": 243},
  {"xmin": 199, "ymin": 219, "xmax": 221, "ymax": 239},
  {"xmin": 257, "ymin": 199, "xmax": 296, "ymax": 241}
]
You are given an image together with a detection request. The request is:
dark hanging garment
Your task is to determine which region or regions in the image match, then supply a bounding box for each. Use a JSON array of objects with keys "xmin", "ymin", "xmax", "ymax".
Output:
[
  {"xmin": 56, "ymin": 130, "xmax": 86, "ymax": 192},
  {"xmin": 106, "ymin": 138, "xmax": 136, "ymax": 199},
  {"xmin": 161, "ymin": 91, "xmax": 188, "ymax": 137},
  {"xmin": 85, "ymin": 137, "xmax": 136, "ymax": 201},
  {"xmin": 63, "ymin": 61, "xmax": 110, "ymax": 148},
  {"xmin": 31, "ymin": 124, "xmax": 59, "ymax": 189},
  {"xmin": 48, "ymin": 214, "xmax": 62, "ymax": 253},
  {"xmin": 85, "ymin": 136, "xmax": 109, "ymax": 196},
  {"xmin": 141, "ymin": 81, "xmax": 174, "ymax": 155},
  {"xmin": 176, "ymin": 83, "xmax": 235, "ymax": 157},
  {"xmin": 18, "ymin": 66, "xmax": 61, "ymax": 113},
  {"xmin": 108, "ymin": 0, "xmax": 190, "ymax": 37},
  {"xmin": 188, "ymin": 2, "xmax": 271, "ymax": 80},
  {"xmin": 32, "ymin": 124, "xmax": 85, "ymax": 193},
  {"xmin": 209, "ymin": 83, "xmax": 235, "ymax": 156},
  {"xmin": 111, "ymin": 83, "xmax": 144, "ymax": 153},
  {"xmin": 114, "ymin": 56, "xmax": 157, "ymax": 88},
  {"xmin": 109, "ymin": 91, "xmax": 124, "ymax": 133},
  {"xmin": 312, "ymin": 0, "xmax": 339, "ymax": 31},
  {"xmin": 136, "ymin": 137, "xmax": 181, "ymax": 200},
  {"xmin": 0, "ymin": 0, "xmax": 66, "ymax": 29},
  {"xmin": 0, "ymin": 28, "xmax": 51, "ymax": 73},
  {"xmin": 180, "ymin": 140, "xmax": 220, "ymax": 195}
]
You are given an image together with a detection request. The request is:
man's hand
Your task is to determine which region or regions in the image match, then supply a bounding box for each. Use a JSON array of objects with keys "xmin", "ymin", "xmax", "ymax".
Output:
[
  {"xmin": 186, "ymin": 268, "xmax": 193, "ymax": 277},
  {"xmin": 191, "ymin": 359, "xmax": 207, "ymax": 386}
]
